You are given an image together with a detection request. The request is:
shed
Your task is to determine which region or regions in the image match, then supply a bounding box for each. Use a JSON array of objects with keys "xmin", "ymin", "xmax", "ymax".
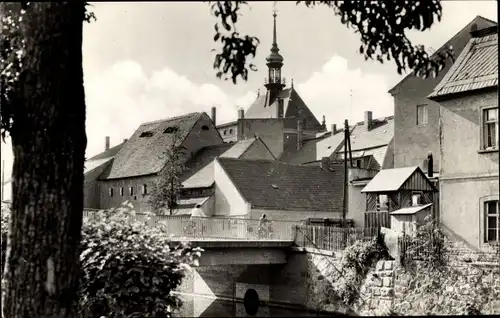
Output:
[
  {"xmin": 390, "ymin": 203, "xmax": 433, "ymax": 236},
  {"xmin": 361, "ymin": 166, "xmax": 437, "ymax": 230}
]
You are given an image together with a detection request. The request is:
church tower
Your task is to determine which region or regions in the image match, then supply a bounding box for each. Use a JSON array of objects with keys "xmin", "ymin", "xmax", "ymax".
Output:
[{"xmin": 264, "ymin": 6, "xmax": 285, "ymax": 106}]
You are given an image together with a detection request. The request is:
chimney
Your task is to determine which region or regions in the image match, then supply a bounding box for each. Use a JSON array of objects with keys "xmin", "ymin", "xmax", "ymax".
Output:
[
  {"xmin": 123, "ymin": 138, "xmax": 128, "ymax": 143},
  {"xmin": 364, "ymin": 111, "xmax": 372, "ymax": 131},
  {"xmin": 297, "ymin": 119, "xmax": 303, "ymax": 151},
  {"xmin": 427, "ymin": 152, "xmax": 434, "ymax": 178},
  {"xmin": 470, "ymin": 23, "xmax": 478, "ymax": 34},
  {"xmin": 276, "ymin": 98, "xmax": 284, "ymax": 118},
  {"xmin": 331, "ymin": 124, "xmax": 337, "ymax": 135},
  {"xmin": 320, "ymin": 157, "xmax": 329, "ymax": 169},
  {"xmin": 238, "ymin": 108, "xmax": 245, "ymax": 119},
  {"xmin": 211, "ymin": 106, "xmax": 217, "ymax": 126},
  {"xmin": 105, "ymin": 136, "xmax": 110, "ymax": 151}
]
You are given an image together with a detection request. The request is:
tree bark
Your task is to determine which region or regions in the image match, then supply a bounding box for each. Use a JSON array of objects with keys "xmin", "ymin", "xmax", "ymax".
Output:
[{"xmin": 2, "ymin": 2, "xmax": 86, "ymax": 317}]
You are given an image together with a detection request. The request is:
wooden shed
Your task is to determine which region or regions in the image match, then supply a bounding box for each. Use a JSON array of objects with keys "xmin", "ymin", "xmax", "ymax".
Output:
[{"xmin": 361, "ymin": 166, "xmax": 437, "ymax": 230}]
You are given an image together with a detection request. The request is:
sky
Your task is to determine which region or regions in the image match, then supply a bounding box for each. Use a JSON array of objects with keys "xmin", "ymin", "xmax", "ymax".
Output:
[{"xmin": 0, "ymin": 1, "xmax": 498, "ymax": 195}]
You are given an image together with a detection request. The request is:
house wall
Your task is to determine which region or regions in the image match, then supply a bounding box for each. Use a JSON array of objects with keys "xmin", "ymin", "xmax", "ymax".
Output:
[
  {"xmin": 348, "ymin": 184, "xmax": 366, "ymax": 228},
  {"xmin": 213, "ymin": 159, "xmax": 250, "ymax": 217},
  {"xmin": 183, "ymin": 114, "xmax": 224, "ymax": 158},
  {"xmin": 440, "ymin": 177, "xmax": 499, "ymax": 250},
  {"xmin": 98, "ymin": 174, "xmax": 158, "ymax": 212},
  {"xmin": 84, "ymin": 160, "xmax": 112, "ymax": 209},
  {"xmin": 239, "ymin": 139, "xmax": 276, "ymax": 161},
  {"xmin": 439, "ymin": 91, "xmax": 499, "ymax": 178},
  {"xmin": 391, "ymin": 18, "xmax": 496, "ymax": 171},
  {"xmin": 238, "ymin": 119, "xmax": 285, "ymax": 159},
  {"xmin": 249, "ymin": 209, "xmax": 342, "ymax": 222},
  {"xmin": 217, "ymin": 123, "xmax": 238, "ymax": 143}
]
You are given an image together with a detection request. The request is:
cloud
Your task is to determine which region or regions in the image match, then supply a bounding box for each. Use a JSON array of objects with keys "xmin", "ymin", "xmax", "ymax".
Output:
[
  {"xmin": 296, "ymin": 55, "xmax": 393, "ymax": 128},
  {"xmin": 84, "ymin": 60, "xmax": 257, "ymax": 158}
]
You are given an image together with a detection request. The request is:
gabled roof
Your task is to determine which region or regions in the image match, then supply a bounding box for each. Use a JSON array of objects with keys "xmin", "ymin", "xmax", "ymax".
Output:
[
  {"xmin": 389, "ymin": 16, "xmax": 497, "ymax": 95},
  {"xmin": 84, "ymin": 142, "xmax": 126, "ymax": 175},
  {"xmin": 279, "ymin": 129, "xmax": 348, "ymax": 164},
  {"xmin": 217, "ymin": 158, "xmax": 344, "ymax": 212},
  {"xmin": 361, "ymin": 166, "xmax": 435, "ymax": 193},
  {"xmin": 428, "ymin": 30, "xmax": 498, "ymax": 99},
  {"xmin": 244, "ymin": 87, "xmax": 323, "ymax": 131},
  {"xmin": 182, "ymin": 138, "xmax": 270, "ymax": 189},
  {"xmin": 338, "ymin": 116, "xmax": 394, "ymax": 152},
  {"xmin": 103, "ymin": 113, "xmax": 203, "ymax": 179}
]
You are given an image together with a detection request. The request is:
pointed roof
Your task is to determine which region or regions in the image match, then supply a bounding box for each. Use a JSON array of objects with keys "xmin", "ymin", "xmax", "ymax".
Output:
[
  {"xmin": 244, "ymin": 87, "xmax": 323, "ymax": 131},
  {"xmin": 428, "ymin": 29, "xmax": 498, "ymax": 99},
  {"xmin": 266, "ymin": 7, "xmax": 284, "ymax": 65},
  {"xmin": 388, "ymin": 16, "xmax": 497, "ymax": 95},
  {"xmin": 102, "ymin": 113, "xmax": 204, "ymax": 179}
]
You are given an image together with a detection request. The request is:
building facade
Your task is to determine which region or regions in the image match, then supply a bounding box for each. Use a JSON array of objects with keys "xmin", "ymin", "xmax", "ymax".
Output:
[
  {"xmin": 389, "ymin": 16, "xmax": 497, "ymax": 173},
  {"xmin": 428, "ymin": 27, "xmax": 499, "ymax": 250}
]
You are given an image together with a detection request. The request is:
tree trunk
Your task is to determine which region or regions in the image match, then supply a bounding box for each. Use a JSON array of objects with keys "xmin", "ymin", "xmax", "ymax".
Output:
[{"xmin": 2, "ymin": 2, "xmax": 86, "ymax": 317}]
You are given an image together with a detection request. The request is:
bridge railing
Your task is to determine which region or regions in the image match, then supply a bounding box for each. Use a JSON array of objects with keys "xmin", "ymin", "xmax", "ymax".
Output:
[{"xmin": 83, "ymin": 210, "xmax": 301, "ymax": 241}]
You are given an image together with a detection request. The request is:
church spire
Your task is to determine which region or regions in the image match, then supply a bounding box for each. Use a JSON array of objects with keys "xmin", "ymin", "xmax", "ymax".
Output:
[{"xmin": 264, "ymin": 1, "xmax": 285, "ymax": 106}]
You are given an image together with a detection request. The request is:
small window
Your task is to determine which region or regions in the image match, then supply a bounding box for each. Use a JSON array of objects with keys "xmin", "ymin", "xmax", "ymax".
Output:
[
  {"xmin": 164, "ymin": 126, "xmax": 179, "ymax": 134},
  {"xmin": 140, "ymin": 131, "xmax": 154, "ymax": 138},
  {"xmin": 129, "ymin": 186, "xmax": 134, "ymax": 196},
  {"xmin": 412, "ymin": 192, "xmax": 423, "ymax": 206},
  {"xmin": 223, "ymin": 130, "xmax": 227, "ymax": 135},
  {"xmin": 201, "ymin": 125, "xmax": 209, "ymax": 131},
  {"xmin": 377, "ymin": 195, "xmax": 389, "ymax": 211},
  {"xmin": 416, "ymin": 104, "xmax": 428, "ymax": 125},
  {"xmin": 119, "ymin": 187, "xmax": 124, "ymax": 196},
  {"xmin": 229, "ymin": 128, "xmax": 233, "ymax": 134},
  {"xmin": 109, "ymin": 188, "xmax": 113, "ymax": 197},
  {"xmin": 482, "ymin": 107, "xmax": 498, "ymax": 150},
  {"xmin": 142, "ymin": 184, "xmax": 147, "ymax": 195},
  {"xmin": 484, "ymin": 200, "xmax": 499, "ymax": 243},
  {"xmin": 355, "ymin": 159, "xmax": 362, "ymax": 168}
]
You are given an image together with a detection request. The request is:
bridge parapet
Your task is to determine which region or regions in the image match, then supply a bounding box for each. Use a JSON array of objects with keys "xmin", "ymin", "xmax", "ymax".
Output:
[{"xmin": 83, "ymin": 210, "xmax": 301, "ymax": 241}]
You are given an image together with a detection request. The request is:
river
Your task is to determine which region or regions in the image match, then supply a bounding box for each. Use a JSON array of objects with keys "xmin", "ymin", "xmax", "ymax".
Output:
[{"xmin": 173, "ymin": 293, "xmax": 334, "ymax": 317}]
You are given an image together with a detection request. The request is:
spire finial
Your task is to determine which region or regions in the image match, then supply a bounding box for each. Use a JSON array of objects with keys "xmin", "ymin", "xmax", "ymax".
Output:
[
  {"xmin": 291, "ymin": 78, "xmax": 294, "ymax": 88},
  {"xmin": 272, "ymin": 1, "xmax": 278, "ymax": 48}
]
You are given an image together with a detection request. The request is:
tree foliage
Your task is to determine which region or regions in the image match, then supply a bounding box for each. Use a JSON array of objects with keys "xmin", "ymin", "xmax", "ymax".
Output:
[
  {"xmin": 208, "ymin": 0, "xmax": 454, "ymax": 84},
  {"xmin": 148, "ymin": 132, "xmax": 187, "ymax": 215},
  {"xmin": 79, "ymin": 203, "xmax": 202, "ymax": 318}
]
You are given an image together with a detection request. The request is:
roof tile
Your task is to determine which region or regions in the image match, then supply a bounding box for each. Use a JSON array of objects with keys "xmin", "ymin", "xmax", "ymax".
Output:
[{"xmin": 218, "ymin": 158, "xmax": 344, "ymax": 212}]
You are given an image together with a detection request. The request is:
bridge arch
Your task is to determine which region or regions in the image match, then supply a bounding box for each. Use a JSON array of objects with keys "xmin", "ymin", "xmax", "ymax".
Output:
[{"xmin": 243, "ymin": 288, "xmax": 260, "ymax": 316}]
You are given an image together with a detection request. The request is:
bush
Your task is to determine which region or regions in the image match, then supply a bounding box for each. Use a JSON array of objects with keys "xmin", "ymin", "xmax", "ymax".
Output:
[
  {"xmin": 79, "ymin": 202, "xmax": 202, "ymax": 317},
  {"xmin": 1, "ymin": 202, "xmax": 202, "ymax": 318},
  {"xmin": 334, "ymin": 232, "xmax": 391, "ymax": 306}
]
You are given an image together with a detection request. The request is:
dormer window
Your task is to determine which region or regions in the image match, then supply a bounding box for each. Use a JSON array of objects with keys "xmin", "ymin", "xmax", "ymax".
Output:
[
  {"xmin": 201, "ymin": 125, "xmax": 209, "ymax": 131},
  {"xmin": 140, "ymin": 131, "xmax": 154, "ymax": 138},
  {"xmin": 164, "ymin": 126, "xmax": 179, "ymax": 134}
]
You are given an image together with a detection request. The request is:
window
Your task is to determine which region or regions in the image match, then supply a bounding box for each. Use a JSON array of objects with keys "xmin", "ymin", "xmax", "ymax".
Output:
[
  {"xmin": 223, "ymin": 130, "xmax": 227, "ymax": 136},
  {"xmin": 129, "ymin": 186, "xmax": 134, "ymax": 196},
  {"xmin": 484, "ymin": 200, "xmax": 499, "ymax": 243},
  {"xmin": 229, "ymin": 128, "xmax": 233, "ymax": 134},
  {"xmin": 139, "ymin": 131, "xmax": 154, "ymax": 138},
  {"xmin": 108, "ymin": 188, "xmax": 113, "ymax": 197},
  {"xmin": 377, "ymin": 195, "xmax": 389, "ymax": 211},
  {"xmin": 355, "ymin": 159, "xmax": 362, "ymax": 168},
  {"xmin": 482, "ymin": 107, "xmax": 498, "ymax": 150},
  {"xmin": 142, "ymin": 184, "xmax": 147, "ymax": 195},
  {"xmin": 416, "ymin": 104, "xmax": 428, "ymax": 125},
  {"xmin": 119, "ymin": 187, "xmax": 124, "ymax": 196},
  {"xmin": 412, "ymin": 192, "xmax": 423, "ymax": 206},
  {"xmin": 163, "ymin": 126, "xmax": 179, "ymax": 134},
  {"xmin": 201, "ymin": 125, "xmax": 209, "ymax": 131}
]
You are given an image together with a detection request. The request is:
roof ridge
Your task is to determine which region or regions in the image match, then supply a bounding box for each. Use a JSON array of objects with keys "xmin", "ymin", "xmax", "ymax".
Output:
[{"xmin": 140, "ymin": 112, "xmax": 201, "ymax": 126}]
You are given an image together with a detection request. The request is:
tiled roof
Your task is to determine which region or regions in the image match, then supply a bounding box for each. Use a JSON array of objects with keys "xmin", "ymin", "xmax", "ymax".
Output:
[
  {"xmin": 389, "ymin": 16, "xmax": 497, "ymax": 95},
  {"xmin": 87, "ymin": 142, "xmax": 125, "ymax": 161},
  {"xmin": 279, "ymin": 129, "xmax": 347, "ymax": 164},
  {"xmin": 84, "ymin": 157, "xmax": 113, "ymax": 175},
  {"xmin": 102, "ymin": 113, "xmax": 203, "ymax": 179},
  {"xmin": 244, "ymin": 87, "xmax": 323, "ymax": 131},
  {"xmin": 362, "ymin": 166, "xmax": 419, "ymax": 193},
  {"xmin": 181, "ymin": 139, "xmax": 260, "ymax": 188},
  {"xmin": 338, "ymin": 117, "xmax": 394, "ymax": 152},
  {"xmin": 218, "ymin": 158, "xmax": 344, "ymax": 212},
  {"xmin": 429, "ymin": 31, "xmax": 498, "ymax": 99}
]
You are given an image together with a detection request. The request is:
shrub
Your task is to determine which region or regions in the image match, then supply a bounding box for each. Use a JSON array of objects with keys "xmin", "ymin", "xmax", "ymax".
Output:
[
  {"xmin": 79, "ymin": 202, "xmax": 202, "ymax": 318},
  {"xmin": 335, "ymin": 232, "xmax": 391, "ymax": 305}
]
